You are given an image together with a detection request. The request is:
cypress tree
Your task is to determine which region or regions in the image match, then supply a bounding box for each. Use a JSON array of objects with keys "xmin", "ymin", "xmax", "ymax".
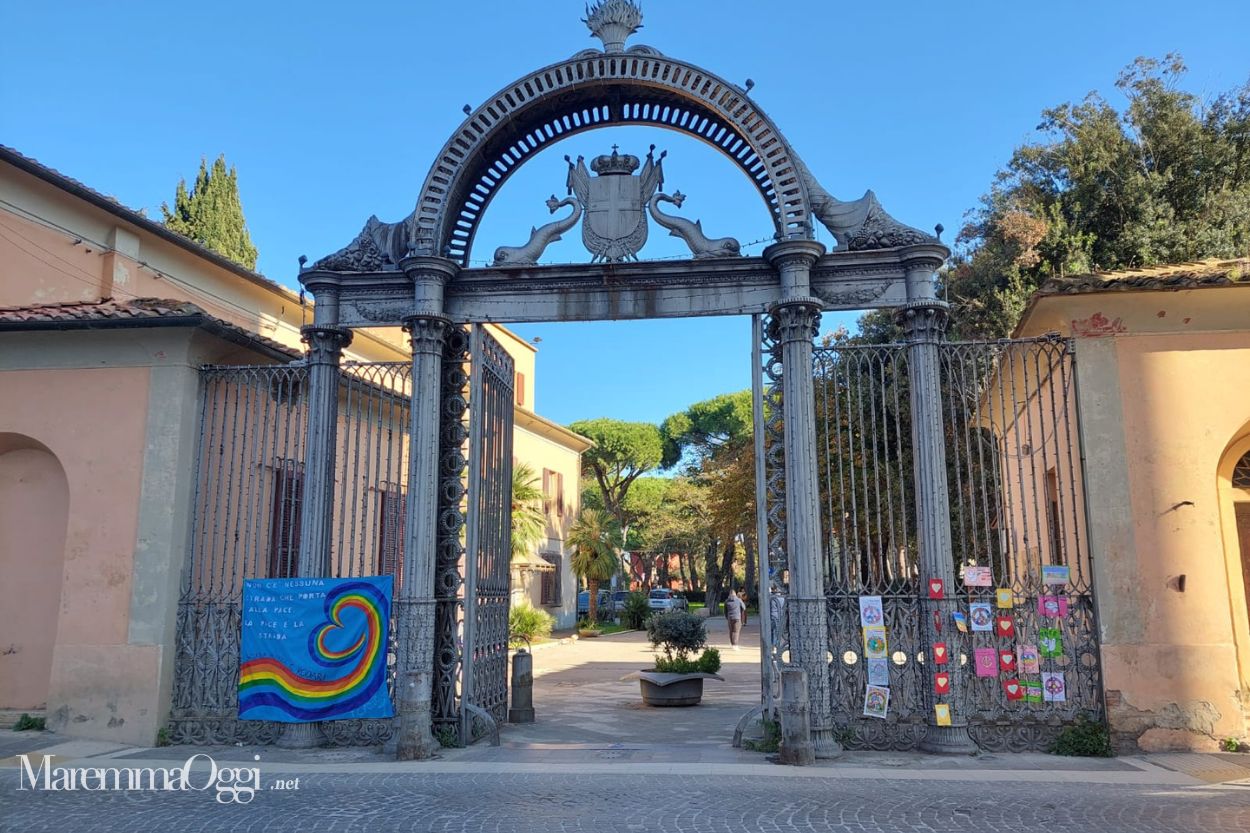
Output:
[{"xmin": 161, "ymin": 155, "xmax": 259, "ymax": 270}]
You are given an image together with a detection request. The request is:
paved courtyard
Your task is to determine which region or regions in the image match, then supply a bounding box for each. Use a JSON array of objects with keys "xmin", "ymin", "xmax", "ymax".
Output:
[{"xmin": 3, "ymin": 620, "xmax": 1250, "ymax": 831}]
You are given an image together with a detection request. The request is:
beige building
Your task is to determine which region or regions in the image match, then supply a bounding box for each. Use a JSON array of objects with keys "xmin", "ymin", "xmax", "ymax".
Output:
[
  {"xmin": 0, "ymin": 146, "xmax": 587, "ymax": 744},
  {"xmin": 1012, "ymin": 258, "xmax": 1250, "ymax": 750}
]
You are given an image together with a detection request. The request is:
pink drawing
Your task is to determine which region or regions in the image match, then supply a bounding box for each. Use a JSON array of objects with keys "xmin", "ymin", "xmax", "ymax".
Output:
[
  {"xmin": 1038, "ymin": 595, "xmax": 1069, "ymax": 618},
  {"xmin": 974, "ymin": 647, "xmax": 998, "ymax": 678}
]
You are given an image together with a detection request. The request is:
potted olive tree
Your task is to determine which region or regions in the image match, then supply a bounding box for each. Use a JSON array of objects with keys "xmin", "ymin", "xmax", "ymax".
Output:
[{"xmin": 637, "ymin": 611, "xmax": 723, "ymax": 706}]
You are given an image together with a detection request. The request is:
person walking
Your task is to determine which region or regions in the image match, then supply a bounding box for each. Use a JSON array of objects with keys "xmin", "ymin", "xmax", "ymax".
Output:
[{"xmin": 725, "ymin": 589, "xmax": 746, "ymax": 650}]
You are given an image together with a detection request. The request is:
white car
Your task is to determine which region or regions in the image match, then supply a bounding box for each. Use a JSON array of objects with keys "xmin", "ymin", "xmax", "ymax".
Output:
[{"xmin": 648, "ymin": 589, "xmax": 688, "ymax": 611}]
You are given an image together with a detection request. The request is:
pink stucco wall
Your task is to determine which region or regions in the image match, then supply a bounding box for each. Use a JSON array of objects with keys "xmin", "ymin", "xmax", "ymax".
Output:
[
  {"xmin": 0, "ymin": 440, "xmax": 69, "ymax": 708},
  {"xmin": 0, "ymin": 367, "xmax": 150, "ymax": 727}
]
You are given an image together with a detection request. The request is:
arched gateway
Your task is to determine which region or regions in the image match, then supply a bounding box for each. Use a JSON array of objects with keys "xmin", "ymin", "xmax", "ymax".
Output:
[{"xmin": 171, "ymin": 2, "xmax": 1104, "ymax": 760}]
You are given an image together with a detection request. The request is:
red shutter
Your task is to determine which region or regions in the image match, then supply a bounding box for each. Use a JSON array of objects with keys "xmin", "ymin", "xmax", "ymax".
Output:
[
  {"xmin": 268, "ymin": 462, "xmax": 304, "ymax": 578},
  {"xmin": 516, "ymin": 372, "xmax": 526, "ymax": 407}
]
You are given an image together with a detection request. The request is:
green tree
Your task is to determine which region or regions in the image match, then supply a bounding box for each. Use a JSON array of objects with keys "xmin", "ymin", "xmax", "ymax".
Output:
[
  {"xmin": 567, "ymin": 418, "xmax": 664, "ymax": 542},
  {"xmin": 511, "ymin": 462, "xmax": 546, "ymax": 560},
  {"xmin": 947, "ymin": 54, "xmax": 1250, "ymax": 339},
  {"xmin": 161, "ymin": 155, "xmax": 259, "ymax": 270},
  {"xmin": 660, "ymin": 390, "xmax": 757, "ymax": 609},
  {"xmin": 567, "ymin": 508, "xmax": 620, "ymax": 622}
]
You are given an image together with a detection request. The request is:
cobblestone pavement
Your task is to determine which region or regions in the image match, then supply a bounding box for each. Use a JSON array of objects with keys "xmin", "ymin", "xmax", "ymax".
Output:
[{"xmin": 3, "ymin": 767, "xmax": 1250, "ymax": 832}]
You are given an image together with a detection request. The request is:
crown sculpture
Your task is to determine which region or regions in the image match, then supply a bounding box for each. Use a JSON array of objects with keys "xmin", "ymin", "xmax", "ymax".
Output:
[{"xmin": 492, "ymin": 146, "xmax": 742, "ymax": 266}]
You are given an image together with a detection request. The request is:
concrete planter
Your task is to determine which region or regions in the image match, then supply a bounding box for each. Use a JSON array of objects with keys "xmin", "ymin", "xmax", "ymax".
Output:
[
  {"xmin": 637, "ymin": 671, "xmax": 724, "ymax": 707},
  {"xmin": 578, "ymin": 628, "xmax": 601, "ymax": 638}
]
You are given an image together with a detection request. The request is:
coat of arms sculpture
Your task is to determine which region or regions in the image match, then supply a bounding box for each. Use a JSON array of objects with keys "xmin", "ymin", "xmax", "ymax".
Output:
[{"xmin": 491, "ymin": 145, "xmax": 741, "ymax": 266}]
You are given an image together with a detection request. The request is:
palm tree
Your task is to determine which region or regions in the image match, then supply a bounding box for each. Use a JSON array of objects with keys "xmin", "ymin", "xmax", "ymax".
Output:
[
  {"xmin": 512, "ymin": 462, "xmax": 546, "ymax": 560},
  {"xmin": 568, "ymin": 508, "xmax": 619, "ymax": 622}
]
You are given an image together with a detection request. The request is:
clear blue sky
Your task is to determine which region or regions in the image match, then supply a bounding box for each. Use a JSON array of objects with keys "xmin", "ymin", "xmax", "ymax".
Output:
[{"xmin": 3, "ymin": 1, "xmax": 1247, "ymax": 426}]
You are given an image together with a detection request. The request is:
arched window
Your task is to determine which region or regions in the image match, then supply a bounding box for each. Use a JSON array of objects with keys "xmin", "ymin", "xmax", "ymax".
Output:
[{"xmin": 1233, "ymin": 449, "xmax": 1250, "ymax": 489}]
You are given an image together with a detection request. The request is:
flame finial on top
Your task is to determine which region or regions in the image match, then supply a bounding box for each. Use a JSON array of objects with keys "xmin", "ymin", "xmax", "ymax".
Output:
[{"xmin": 582, "ymin": 0, "xmax": 643, "ymax": 53}]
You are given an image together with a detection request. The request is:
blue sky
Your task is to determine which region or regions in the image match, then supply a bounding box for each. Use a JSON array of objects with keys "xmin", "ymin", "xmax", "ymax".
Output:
[{"xmin": 3, "ymin": 1, "xmax": 1247, "ymax": 426}]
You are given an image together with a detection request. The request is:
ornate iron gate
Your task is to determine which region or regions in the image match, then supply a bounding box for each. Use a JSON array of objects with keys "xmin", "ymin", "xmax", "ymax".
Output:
[
  {"xmin": 171, "ymin": 325, "xmax": 513, "ymax": 747},
  {"xmin": 431, "ymin": 325, "xmax": 515, "ymax": 745},
  {"xmin": 760, "ymin": 327, "xmax": 1103, "ymax": 752},
  {"xmin": 170, "ymin": 361, "xmax": 412, "ymax": 745}
]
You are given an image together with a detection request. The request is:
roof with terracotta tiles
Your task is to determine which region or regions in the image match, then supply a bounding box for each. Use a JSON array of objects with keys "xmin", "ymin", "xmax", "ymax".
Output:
[
  {"xmin": 0, "ymin": 297, "xmax": 301, "ymax": 359},
  {"xmin": 1036, "ymin": 256, "xmax": 1250, "ymax": 295},
  {"xmin": 0, "ymin": 145, "xmax": 295, "ymax": 299}
]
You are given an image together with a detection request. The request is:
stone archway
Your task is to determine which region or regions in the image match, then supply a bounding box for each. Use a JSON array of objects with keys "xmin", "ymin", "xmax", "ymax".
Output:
[{"xmin": 0, "ymin": 433, "xmax": 69, "ymax": 710}]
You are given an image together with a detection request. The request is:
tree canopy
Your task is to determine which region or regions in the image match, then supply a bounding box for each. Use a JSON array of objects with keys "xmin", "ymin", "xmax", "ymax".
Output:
[
  {"xmin": 568, "ymin": 418, "xmax": 664, "ymax": 534},
  {"xmin": 161, "ymin": 155, "xmax": 259, "ymax": 270},
  {"xmin": 947, "ymin": 54, "xmax": 1250, "ymax": 339}
]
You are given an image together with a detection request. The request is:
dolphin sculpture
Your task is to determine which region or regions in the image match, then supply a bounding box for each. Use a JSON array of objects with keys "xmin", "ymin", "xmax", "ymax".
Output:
[
  {"xmin": 646, "ymin": 191, "xmax": 741, "ymax": 259},
  {"xmin": 492, "ymin": 196, "xmax": 583, "ymax": 266}
]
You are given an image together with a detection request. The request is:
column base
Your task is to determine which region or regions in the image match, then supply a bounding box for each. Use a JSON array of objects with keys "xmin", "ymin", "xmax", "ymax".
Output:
[
  {"xmin": 811, "ymin": 727, "xmax": 843, "ymax": 759},
  {"xmin": 508, "ymin": 707, "xmax": 535, "ymax": 724},
  {"xmin": 275, "ymin": 722, "xmax": 323, "ymax": 749},
  {"xmin": 919, "ymin": 722, "xmax": 979, "ymax": 755}
]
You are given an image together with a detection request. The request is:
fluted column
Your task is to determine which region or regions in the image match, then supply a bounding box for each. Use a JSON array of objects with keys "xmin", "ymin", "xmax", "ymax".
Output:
[
  {"xmin": 279, "ymin": 294, "xmax": 351, "ymax": 749},
  {"xmin": 394, "ymin": 255, "xmax": 458, "ymax": 760},
  {"xmin": 896, "ymin": 257, "xmax": 977, "ymax": 754},
  {"xmin": 764, "ymin": 239, "xmax": 840, "ymax": 759}
]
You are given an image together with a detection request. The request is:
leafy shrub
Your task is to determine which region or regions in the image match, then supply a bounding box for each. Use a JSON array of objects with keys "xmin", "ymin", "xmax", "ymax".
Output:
[
  {"xmin": 1221, "ymin": 737, "xmax": 1246, "ymax": 752},
  {"xmin": 577, "ymin": 617, "xmax": 601, "ymax": 634},
  {"xmin": 14, "ymin": 714, "xmax": 45, "ymax": 731},
  {"xmin": 697, "ymin": 647, "xmax": 721, "ymax": 674},
  {"xmin": 509, "ymin": 602, "xmax": 554, "ymax": 649},
  {"xmin": 1050, "ymin": 715, "xmax": 1113, "ymax": 757},
  {"xmin": 647, "ymin": 610, "xmax": 707, "ymax": 666},
  {"xmin": 621, "ymin": 591, "xmax": 652, "ymax": 630}
]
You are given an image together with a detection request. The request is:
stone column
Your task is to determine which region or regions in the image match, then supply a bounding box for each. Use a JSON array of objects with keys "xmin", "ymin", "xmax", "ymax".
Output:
[
  {"xmin": 764, "ymin": 239, "xmax": 841, "ymax": 759},
  {"xmin": 279, "ymin": 290, "xmax": 352, "ymax": 749},
  {"xmin": 394, "ymin": 255, "xmax": 458, "ymax": 760},
  {"xmin": 896, "ymin": 257, "xmax": 977, "ymax": 754}
]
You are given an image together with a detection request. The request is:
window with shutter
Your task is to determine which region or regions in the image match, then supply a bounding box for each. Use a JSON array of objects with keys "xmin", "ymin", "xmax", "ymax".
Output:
[
  {"xmin": 541, "ymin": 552, "xmax": 561, "ymax": 606},
  {"xmin": 516, "ymin": 371, "xmax": 526, "ymax": 407},
  {"xmin": 377, "ymin": 485, "xmax": 406, "ymax": 586},
  {"xmin": 268, "ymin": 461, "xmax": 304, "ymax": 578}
]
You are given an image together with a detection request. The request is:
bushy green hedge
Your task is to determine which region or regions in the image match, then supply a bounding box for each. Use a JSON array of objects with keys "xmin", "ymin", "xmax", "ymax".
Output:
[{"xmin": 509, "ymin": 602, "xmax": 554, "ymax": 649}]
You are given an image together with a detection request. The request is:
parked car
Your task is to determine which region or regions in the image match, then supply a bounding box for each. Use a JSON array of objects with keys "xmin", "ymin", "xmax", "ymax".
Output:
[
  {"xmin": 647, "ymin": 588, "xmax": 688, "ymax": 611},
  {"xmin": 611, "ymin": 590, "xmax": 631, "ymax": 613},
  {"xmin": 576, "ymin": 589, "xmax": 612, "ymax": 618}
]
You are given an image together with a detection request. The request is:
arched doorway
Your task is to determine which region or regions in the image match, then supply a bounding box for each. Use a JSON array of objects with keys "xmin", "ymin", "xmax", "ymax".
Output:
[
  {"xmin": 1219, "ymin": 435, "xmax": 1250, "ymax": 648},
  {"xmin": 0, "ymin": 433, "xmax": 69, "ymax": 710}
]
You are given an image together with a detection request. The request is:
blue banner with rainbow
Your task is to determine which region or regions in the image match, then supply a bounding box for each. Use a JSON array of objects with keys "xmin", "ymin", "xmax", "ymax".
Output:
[{"xmin": 238, "ymin": 576, "xmax": 394, "ymax": 723}]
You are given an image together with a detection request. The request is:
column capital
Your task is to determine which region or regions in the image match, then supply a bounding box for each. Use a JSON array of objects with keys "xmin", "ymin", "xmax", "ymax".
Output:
[
  {"xmin": 402, "ymin": 315, "xmax": 452, "ymax": 356},
  {"xmin": 398, "ymin": 254, "xmax": 460, "ymax": 282},
  {"xmin": 893, "ymin": 300, "xmax": 949, "ymax": 343},
  {"xmin": 768, "ymin": 298, "xmax": 822, "ymax": 345},
  {"xmin": 300, "ymin": 325, "xmax": 353, "ymax": 364},
  {"xmin": 763, "ymin": 238, "xmax": 826, "ymax": 271}
]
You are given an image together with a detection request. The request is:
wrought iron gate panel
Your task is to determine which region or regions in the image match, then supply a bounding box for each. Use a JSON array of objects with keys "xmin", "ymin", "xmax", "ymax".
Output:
[
  {"xmin": 941, "ymin": 338, "xmax": 1101, "ymax": 752},
  {"xmin": 758, "ymin": 315, "xmax": 789, "ymax": 704},
  {"xmin": 813, "ymin": 342, "xmax": 930, "ymax": 750},
  {"xmin": 762, "ymin": 333, "xmax": 1103, "ymax": 752},
  {"xmin": 171, "ymin": 361, "xmax": 411, "ymax": 746},
  {"xmin": 461, "ymin": 325, "xmax": 515, "ymax": 741},
  {"xmin": 432, "ymin": 326, "xmax": 471, "ymax": 734}
]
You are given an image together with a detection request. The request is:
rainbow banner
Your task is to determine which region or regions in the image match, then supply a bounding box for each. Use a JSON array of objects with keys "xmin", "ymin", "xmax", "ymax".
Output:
[{"xmin": 239, "ymin": 577, "xmax": 394, "ymax": 722}]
